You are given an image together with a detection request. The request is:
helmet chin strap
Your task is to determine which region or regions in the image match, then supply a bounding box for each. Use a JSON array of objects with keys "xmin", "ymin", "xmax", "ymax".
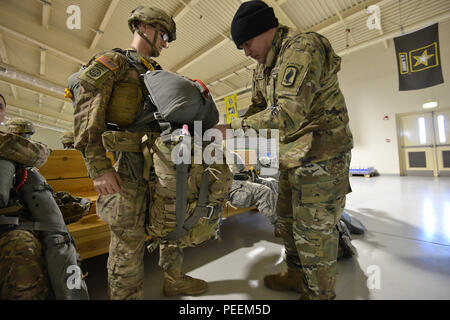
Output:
[{"xmin": 137, "ymin": 23, "xmax": 161, "ymax": 57}]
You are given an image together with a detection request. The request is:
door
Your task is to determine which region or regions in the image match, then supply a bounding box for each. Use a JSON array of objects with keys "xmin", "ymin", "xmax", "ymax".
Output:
[
  {"xmin": 398, "ymin": 108, "xmax": 450, "ymax": 176},
  {"xmin": 433, "ymin": 109, "xmax": 450, "ymax": 176}
]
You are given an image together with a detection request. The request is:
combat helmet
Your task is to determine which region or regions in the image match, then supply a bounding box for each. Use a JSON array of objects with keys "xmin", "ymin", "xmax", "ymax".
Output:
[
  {"xmin": 60, "ymin": 131, "xmax": 74, "ymax": 149},
  {"xmin": 128, "ymin": 6, "xmax": 176, "ymax": 42},
  {"xmin": 5, "ymin": 117, "xmax": 35, "ymax": 136}
]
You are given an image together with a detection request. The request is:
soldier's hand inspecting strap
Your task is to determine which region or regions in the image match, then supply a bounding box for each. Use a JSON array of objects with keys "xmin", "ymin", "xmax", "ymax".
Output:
[{"xmin": 93, "ymin": 170, "xmax": 122, "ymax": 195}]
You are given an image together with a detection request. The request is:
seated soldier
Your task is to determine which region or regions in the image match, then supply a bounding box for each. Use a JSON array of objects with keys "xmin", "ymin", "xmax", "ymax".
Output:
[
  {"xmin": 0, "ymin": 115, "xmax": 89, "ymax": 300},
  {"xmin": 60, "ymin": 131, "xmax": 75, "ymax": 149},
  {"xmin": 226, "ymin": 152, "xmax": 277, "ymax": 225},
  {"xmin": 0, "ymin": 98, "xmax": 51, "ymax": 300}
]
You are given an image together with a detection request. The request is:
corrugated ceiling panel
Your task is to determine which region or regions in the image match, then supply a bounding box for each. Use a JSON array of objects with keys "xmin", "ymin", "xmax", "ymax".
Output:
[
  {"xmin": 282, "ymin": 0, "xmax": 366, "ymax": 30},
  {"xmin": 51, "ymin": 0, "xmax": 111, "ymax": 47},
  {"xmin": 178, "ymin": 40, "xmax": 250, "ymax": 81},
  {"xmin": 2, "ymin": 35, "xmax": 41, "ymax": 76},
  {"xmin": 0, "ymin": 0, "xmax": 41, "ymax": 25},
  {"xmin": 161, "ymin": 0, "xmax": 242, "ymax": 71},
  {"xmin": 224, "ymin": 71, "xmax": 253, "ymax": 91},
  {"xmin": 43, "ymin": 51, "xmax": 81, "ymax": 87}
]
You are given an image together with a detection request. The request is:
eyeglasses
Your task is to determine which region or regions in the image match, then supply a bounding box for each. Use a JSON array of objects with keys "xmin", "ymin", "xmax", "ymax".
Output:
[{"xmin": 148, "ymin": 24, "xmax": 169, "ymax": 44}]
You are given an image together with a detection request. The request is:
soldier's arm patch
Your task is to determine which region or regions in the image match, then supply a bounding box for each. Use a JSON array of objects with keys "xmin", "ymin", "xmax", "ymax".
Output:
[
  {"xmin": 281, "ymin": 66, "xmax": 301, "ymax": 87},
  {"xmin": 96, "ymin": 55, "xmax": 118, "ymax": 71},
  {"xmin": 78, "ymin": 62, "xmax": 113, "ymax": 88},
  {"xmin": 277, "ymin": 52, "xmax": 311, "ymax": 96}
]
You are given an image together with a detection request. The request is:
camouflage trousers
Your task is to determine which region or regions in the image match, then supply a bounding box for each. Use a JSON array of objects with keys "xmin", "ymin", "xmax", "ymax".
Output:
[
  {"xmin": 97, "ymin": 177, "xmax": 148, "ymax": 300},
  {"xmin": 228, "ymin": 179, "xmax": 277, "ymax": 224},
  {"xmin": 0, "ymin": 229, "xmax": 50, "ymax": 299},
  {"xmin": 276, "ymin": 152, "xmax": 351, "ymax": 300},
  {"xmin": 97, "ymin": 151, "xmax": 197, "ymax": 299}
]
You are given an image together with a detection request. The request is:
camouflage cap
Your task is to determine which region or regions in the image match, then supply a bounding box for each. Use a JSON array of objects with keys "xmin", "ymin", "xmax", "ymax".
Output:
[
  {"xmin": 5, "ymin": 118, "xmax": 35, "ymax": 135},
  {"xmin": 128, "ymin": 6, "xmax": 176, "ymax": 42},
  {"xmin": 60, "ymin": 131, "xmax": 74, "ymax": 144}
]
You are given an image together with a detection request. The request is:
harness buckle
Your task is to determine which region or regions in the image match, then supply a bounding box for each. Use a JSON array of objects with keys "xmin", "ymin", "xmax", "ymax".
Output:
[{"xmin": 205, "ymin": 205, "xmax": 215, "ymax": 219}]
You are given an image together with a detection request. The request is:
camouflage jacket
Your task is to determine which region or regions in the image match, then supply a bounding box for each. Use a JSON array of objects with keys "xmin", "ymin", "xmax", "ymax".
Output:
[
  {"xmin": 73, "ymin": 49, "xmax": 161, "ymax": 179},
  {"xmin": 231, "ymin": 26, "xmax": 353, "ymax": 169}
]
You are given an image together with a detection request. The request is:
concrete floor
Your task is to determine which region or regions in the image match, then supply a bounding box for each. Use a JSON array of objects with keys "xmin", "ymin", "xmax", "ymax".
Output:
[{"xmin": 82, "ymin": 175, "xmax": 450, "ymax": 300}]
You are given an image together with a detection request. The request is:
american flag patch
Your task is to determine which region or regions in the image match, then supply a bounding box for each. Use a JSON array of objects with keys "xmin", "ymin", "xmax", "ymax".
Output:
[{"xmin": 96, "ymin": 55, "xmax": 118, "ymax": 71}]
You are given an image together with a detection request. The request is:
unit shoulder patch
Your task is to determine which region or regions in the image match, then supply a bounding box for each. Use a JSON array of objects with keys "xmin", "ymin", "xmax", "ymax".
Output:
[
  {"xmin": 281, "ymin": 65, "xmax": 299, "ymax": 87},
  {"xmin": 78, "ymin": 62, "xmax": 112, "ymax": 88}
]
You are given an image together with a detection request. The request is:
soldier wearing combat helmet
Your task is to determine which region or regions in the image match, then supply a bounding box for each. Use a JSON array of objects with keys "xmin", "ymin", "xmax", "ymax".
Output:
[
  {"xmin": 60, "ymin": 131, "xmax": 75, "ymax": 149},
  {"xmin": 218, "ymin": 1, "xmax": 354, "ymax": 300},
  {"xmin": 73, "ymin": 5, "xmax": 208, "ymax": 299},
  {"xmin": 5, "ymin": 117, "xmax": 35, "ymax": 138},
  {"xmin": 0, "ymin": 98, "xmax": 51, "ymax": 300}
]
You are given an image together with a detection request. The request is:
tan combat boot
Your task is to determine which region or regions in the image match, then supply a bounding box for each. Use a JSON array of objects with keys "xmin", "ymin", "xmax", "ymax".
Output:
[
  {"xmin": 163, "ymin": 271, "xmax": 208, "ymax": 297},
  {"xmin": 263, "ymin": 268, "xmax": 306, "ymax": 294}
]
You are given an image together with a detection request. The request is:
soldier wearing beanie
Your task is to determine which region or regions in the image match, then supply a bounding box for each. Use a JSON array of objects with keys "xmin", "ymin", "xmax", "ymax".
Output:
[{"xmin": 218, "ymin": 0, "xmax": 354, "ymax": 300}]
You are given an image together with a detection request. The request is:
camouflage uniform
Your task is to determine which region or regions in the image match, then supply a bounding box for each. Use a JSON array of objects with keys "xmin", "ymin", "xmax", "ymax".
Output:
[
  {"xmin": 0, "ymin": 120, "xmax": 51, "ymax": 300},
  {"xmin": 228, "ymin": 175, "xmax": 277, "ymax": 224},
  {"xmin": 231, "ymin": 26, "xmax": 353, "ymax": 300},
  {"xmin": 74, "ymin": 49, "xmax": 160, "ymax": 300},
  {"xmin": 60, "ymin": 131, "xmax": 75, "ymax": 149},
  {"xmin": 148, "ymin": 137, "xmax": 233, "ymax": 296},
  {"xmin": 0, "ymin": 229, "xmax": 50, "ymax": 300}
]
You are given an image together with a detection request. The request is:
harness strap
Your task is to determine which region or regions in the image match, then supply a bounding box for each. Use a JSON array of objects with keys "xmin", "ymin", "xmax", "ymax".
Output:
[
  {"xmin": 163, "ymin": 167, "xmax": 215, "ymax": 241},
  {"xmin": 0, "ymin": 216, "xmax": 67, "ymax": 234},
  {"xmin": 163, "ymin": 163, "xmax": 189, "ymax": 241}
]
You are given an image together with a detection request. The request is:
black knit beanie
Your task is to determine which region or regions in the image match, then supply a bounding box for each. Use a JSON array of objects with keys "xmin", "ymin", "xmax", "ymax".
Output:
[{"xmin": 231, "ymin": 1, "xmax": 279, "ymax": 49}]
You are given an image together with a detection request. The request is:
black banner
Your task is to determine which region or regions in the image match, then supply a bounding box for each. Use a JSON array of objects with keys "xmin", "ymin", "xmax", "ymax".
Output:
[{"xmin": 394, "ymin": 23, "xmax": 444, "ymax": 91}]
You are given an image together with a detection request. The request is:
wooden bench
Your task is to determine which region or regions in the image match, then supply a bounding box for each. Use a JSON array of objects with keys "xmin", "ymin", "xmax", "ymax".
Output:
[
  {"xmin": 38, "ymin": 150, "xmax": 111, "ymax": 258},
  {"xmin": 39, "ymin": 149, "xmax": 256, "ymax": 260}
]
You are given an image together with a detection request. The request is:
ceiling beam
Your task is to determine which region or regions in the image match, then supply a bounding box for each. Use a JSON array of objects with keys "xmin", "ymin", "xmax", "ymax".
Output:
[
  {"xmin": 0, "ymin": 25, "xmax": 85, "ymax": 65},
  {"xmin": 9, "ymin": 84, "xmax": 18, "ymax": 100},
  {"xmin": 6, "ymin": 97, "xmax": 72, "ymax": 123},
  {"xmin": 173, "ymin": 0, "xmax": 201, "ymax": 23},
  {"xmin": 4, "ymin": 110, "xmax": 70, "ymax": 132},
  {"xmin": 309, "ymin": 0, "xmax": 394, "ymax": 33},
  {"xmin": 213, "ymin": 8, "xmax": 450, "ymax": 103},
  {"xmin": 41, "ymin": 0, "xmax": 52, "ymax": 30},
  {"xmin": 39, "ymin": 48, "xmax": 46, "ymax": 76},
  {"xmin": 0, "ymin": 63, "xmax": 67, "ymax": 102},
  {"xmin": 174, "ymin": 36, "xmax": 230, "ymax": 73},
  {"xmin": 264, "ymin": 0, "xmax": 297, "ymax": 29},
  {"xmin": 89, "ymin": 0, "xmax": 120, "ymax": 50},
  {"xmin": 60, "ymin": 101, "xmax": 70, "ymax": 114},
  {"xmin": 207, "ymin": 0, "xmax": 395, "ymax": 96},
  {"xmin": 0, "ymin": 33, "xmax": 8, "ymax": 64},
  {"xmin": 329, "ymin": 0, "xmax": 358, "ymax": 47},
  {"xmin": 207, "ymin": 61, "xmax": 255, "ymax": 87}
]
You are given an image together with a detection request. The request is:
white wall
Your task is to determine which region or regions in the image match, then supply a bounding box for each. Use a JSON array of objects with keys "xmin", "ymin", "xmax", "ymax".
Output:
[
  {"xmin": 218, "ymin": 20, "xmax": 450, "ymax": 175},
  {"xmin": 339, "ymin": 19, "xmax": 450, "ymax": 174}
]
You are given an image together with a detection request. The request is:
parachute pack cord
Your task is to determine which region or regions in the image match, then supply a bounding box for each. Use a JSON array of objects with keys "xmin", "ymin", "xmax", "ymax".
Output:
[
  {"xmin": 204, "ymin": 166, "xmax": 222, "ymax": 181},
  {"xmin": 15, "ymin": 168, "xmax": 28, "ymax": 192}
]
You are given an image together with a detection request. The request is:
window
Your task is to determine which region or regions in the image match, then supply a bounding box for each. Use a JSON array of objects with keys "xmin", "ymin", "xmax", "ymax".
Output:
[
  {"xmin": 418, "ymin": 117, "xmax": 426, "ymax": 144},
  {"xmin": 437, "ymin": 115, "xmax": 446, "ymax": 143}
]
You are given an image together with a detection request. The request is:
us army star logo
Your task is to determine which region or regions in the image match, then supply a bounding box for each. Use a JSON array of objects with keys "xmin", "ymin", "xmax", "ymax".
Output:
[
  {"xmin": 282, "ymin": 66, "xmax": 298, "ymax": 87},
  {"xmin": 413, "ymin": 49, "xmax": 434, "ymax": 67}
]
